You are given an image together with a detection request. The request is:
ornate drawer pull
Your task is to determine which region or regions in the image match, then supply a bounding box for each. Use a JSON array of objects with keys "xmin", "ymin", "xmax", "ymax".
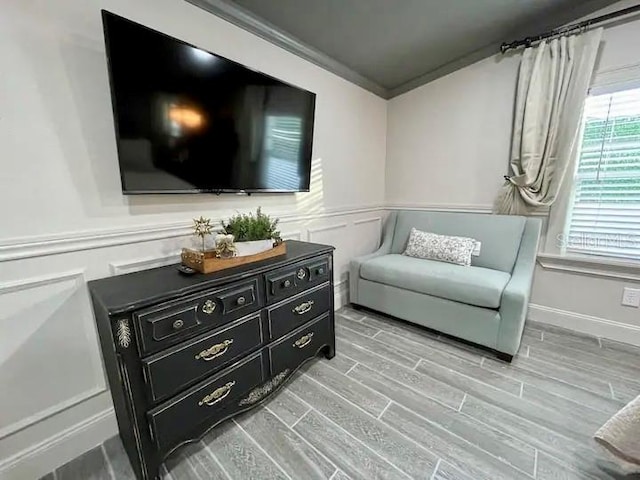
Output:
[
  {"xmin": 293, "ymin": 332, "xmax": 314, "ymax": 349},
  {"xmin": 202, "ymin": 300, "xmax": 216, "ymax": 314},
  {"xmin": 297, "ymin": 268, "xmax": 307, "ymax": 280},
  {"xmin": 195, "ymin": 339, "xmax": 233, "ymax": 361},
  {"xmin": 172, "ymin": 319, "xmax": 184, "ymax": 330},
  {"xmin": 292, "ymin": 300, "xmax": 314, "ymax": 315},
  {"xmin": 198, "ymin": 381, "xmax": 235, "ymax": 406},
  {"xmin": 283, "ymin": 279, "xmax": 292, "ymax": 288},
  {"xmin": 236, "ymin": 296, "xmax": 246, "ymax": 306}
]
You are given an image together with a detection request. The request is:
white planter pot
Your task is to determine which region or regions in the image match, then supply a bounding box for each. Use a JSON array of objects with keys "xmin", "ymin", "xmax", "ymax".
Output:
[{"xmin": 235, "ymin": 239, "xmax": 274, "ymax": 257}]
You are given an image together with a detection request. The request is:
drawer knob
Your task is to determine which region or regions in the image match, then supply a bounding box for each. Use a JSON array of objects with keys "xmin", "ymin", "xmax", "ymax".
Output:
[
  {"xmin": 198, "ymin": 381, "xmax": 235, "ymax": 406},
  {"xmin": 236, "ymin": 296, "xmax": 246, "ymax": 306},
  {"xmin": 195, "ymin": 339, "xmax": 233, "ymax": 361},
  {"xmin": 317, "ymin": 267, "xmax": 324, "ymax": 275},
  {"xmin": 172, "ymin": 319, "xmax": 184, "ymax": 330},
  {"xmin": 293, "ymin": 332, "xmax": 314, "ymax": 349},
  {"xmin": 283, "ymin": 280, "xmax": 292, "ymax": 288},
  {"xmin": 297, "ymin": 268, "xmax": 307, "ymax": 280},
  {"xmin": 202, "ymin": 300, "xmax": 216, "ymax": 314},
  {"xmin": 293, "ymin": 300, "xmax": 314, "ymax": 315}
]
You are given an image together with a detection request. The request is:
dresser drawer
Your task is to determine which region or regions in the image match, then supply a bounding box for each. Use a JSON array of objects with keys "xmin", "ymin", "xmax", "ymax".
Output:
[
  {"xmin": 143, "ymin": 313, "xmax": 264, "ymax": 402},
  {"xmin": 134, "ymin": 278, "xmax": 262, "ymax": 355},
  {"xmin": 265, "ymin": 256, "xmax": 331, "ymax": 301},
  {"xmin": 269, "ymin": 313, "xmax": 332, "ymax": 375},
  {"xmin": 148, "ymin": 352, "xmax": 265, "ymax": 453},
  {"xmin": 267, "ymin": 283, "xmax": 331, "ymax": 339}
]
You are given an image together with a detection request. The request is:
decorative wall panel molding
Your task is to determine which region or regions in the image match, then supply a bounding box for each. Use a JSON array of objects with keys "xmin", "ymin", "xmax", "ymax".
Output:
[
  {"xmin": 307, "ymin": 222, "xmax": 348, "ymax": 236},
  {"xmin": 0, "ymin": 386, "xmax": 106, "ymax": 440},
  {"xmin": 353, "ymin": 216, "xmax": 383, "ymax": 226},
  {"xmin": 0, "ymin": 269, "xmax": 107, "ymax": 439},
  {"xmin": 109, "ymin": 252, "xmax": 182, "ymax": 276},
  {"xmin": 308, "ymin": 223, "xmax": 349, "ymax": 285},
  {"xmin": 0, "ymin": 407, "xmax": 116, "ymax": 479},
  {"xmin": 280, "ymin": 230, "xmax": 303, "ymax": 241},
  {"xmin": 0, "ymin": 223, "xmax": 190, "ymax": 262},
  {"xmin": 0, "ymin": 269, "xmax": 86, "ymax": 295},
  {"xmin": 0, "ymin": 204, "xmax": 383, "ymax": 262},
  {"xmin": 352, "ymin": 216, "xmax": 383, "ymax": 259}
]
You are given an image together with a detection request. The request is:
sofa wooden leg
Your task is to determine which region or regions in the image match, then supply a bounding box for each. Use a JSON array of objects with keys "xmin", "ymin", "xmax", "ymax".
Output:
[{"xmin": 496, "ymin": 352, "xmax": 513, "ymax": 363}]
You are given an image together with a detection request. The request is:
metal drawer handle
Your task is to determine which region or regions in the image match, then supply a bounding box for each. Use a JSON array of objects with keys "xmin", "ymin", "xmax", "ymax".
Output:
[
  {"xmin": 293, "ymin": 300, "xmax": 314, "ymax": 315},
  {"xmin": 293, "ymin": 332, "xmax": 314, "ymax": 349},
  {"xmin": 236, "ymin": 296, "xmax": 246, "ymax": 306},
  {"xmin": 198, "ymin": 381, "xmax": 235, "ymax": 406},
  {"xmin": 172, "ymin": 319, "xmax": 184, "ymax": 330},
  {"xmin": 195, "ymin": 339, "xmax": 233, "ymax": 361},
  {"xmin": 283, "ymin": 279, "xmax": 292, "ymax": 288},
  {"xmin": 297, "ymin": 268, "xmax": 306, "ymax": 280},
  {"xmin": 202, "ymin": 300, "xmax": 216, "ymax": 314}
]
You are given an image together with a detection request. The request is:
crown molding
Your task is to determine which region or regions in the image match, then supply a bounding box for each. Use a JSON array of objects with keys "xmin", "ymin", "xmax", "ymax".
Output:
[
  {"xmin": 186, "ymin": 0, "xmax": 621, "ymax": 100},
  {"xmin": 185, "ymin": 0, "xmax": 389, "ymax": 98}
]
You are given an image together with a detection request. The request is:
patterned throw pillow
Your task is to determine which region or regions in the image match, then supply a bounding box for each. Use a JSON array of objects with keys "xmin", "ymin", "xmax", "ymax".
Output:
[{"xmin": 403, "ymin": 228, "xmax": 476, "ymax": 266}]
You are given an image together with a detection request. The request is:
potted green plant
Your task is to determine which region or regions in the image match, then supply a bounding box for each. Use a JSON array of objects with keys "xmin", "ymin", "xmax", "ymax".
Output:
[{"xmin": 220, "ymin": 207, "xmax": 281, "ymax": 257}]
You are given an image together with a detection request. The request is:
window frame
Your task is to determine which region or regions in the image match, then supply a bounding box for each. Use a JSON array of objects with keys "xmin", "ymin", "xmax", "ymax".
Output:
[{"xmin": 544, "ymin": 68, "xmax": 640, "ymax": 268}]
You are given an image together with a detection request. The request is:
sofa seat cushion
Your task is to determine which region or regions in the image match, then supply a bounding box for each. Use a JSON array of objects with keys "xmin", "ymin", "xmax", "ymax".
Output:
[{"xmin": 360, "ymin": 254, "xmax": 511, "ymax": 309}]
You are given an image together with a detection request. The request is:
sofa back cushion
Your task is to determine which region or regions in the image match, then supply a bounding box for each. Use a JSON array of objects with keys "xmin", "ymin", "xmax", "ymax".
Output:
[{"xmin": 390, "ymin": 211, "xmax": 526, "ymax": 273}]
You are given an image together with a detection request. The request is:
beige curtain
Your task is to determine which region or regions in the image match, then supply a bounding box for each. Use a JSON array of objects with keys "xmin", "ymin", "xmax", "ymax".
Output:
[{"xmin": 494, "ymin": 28, "xmax": 603, "ymax": 215}]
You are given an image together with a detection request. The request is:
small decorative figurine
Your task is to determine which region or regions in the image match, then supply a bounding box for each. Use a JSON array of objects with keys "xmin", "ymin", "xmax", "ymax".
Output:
[
  {"xmin": 192, "ymin": 216, "xmax": 214, "ymax": 252},
  {"xmin": 214, "ymin": 234, "xmax": 237, "ymax": 258}
]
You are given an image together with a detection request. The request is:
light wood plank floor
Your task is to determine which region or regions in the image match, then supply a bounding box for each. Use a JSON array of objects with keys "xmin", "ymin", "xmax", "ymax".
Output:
[{"xmin": 43, "ymin": 306, "xmax": 640, "ymax": 480}]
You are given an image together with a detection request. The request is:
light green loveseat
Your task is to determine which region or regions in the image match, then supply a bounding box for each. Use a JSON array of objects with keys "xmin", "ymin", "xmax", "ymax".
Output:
[{"xmin": 349, "ymin": 211, "xmax": 541, "ymax": 361}]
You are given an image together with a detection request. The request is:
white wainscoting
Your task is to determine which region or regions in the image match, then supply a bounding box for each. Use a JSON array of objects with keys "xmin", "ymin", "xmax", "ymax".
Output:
[
  {"xmin": 0, "ymin": 270, "xmax": 106, "ymax": 440},
  {"xmin": 352, "ymin": 217, "xmax": 383, "ymax": 258},
  {"xmin": 281, "ymin": 230, "xmax": 304, "ymax": 241},
  {"xmin": 109, "ymin": 252, "xmax": 182, "ymax": 276},
  {"xmin": 0, "ymin": 205, "xmax": 384, "ymax": 479},
  {"xmin": 308, "ymin": 222, "xmax": 349, "ymax": 284},
  {"xmin": 0, "ymin": 204, "xmax": 383, "ymax": 262}
]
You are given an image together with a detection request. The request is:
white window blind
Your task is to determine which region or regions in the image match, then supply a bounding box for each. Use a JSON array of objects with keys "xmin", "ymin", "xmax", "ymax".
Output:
[{"xmin": 565, "ymin": 87, "xmax": 640, "ymax": 259}]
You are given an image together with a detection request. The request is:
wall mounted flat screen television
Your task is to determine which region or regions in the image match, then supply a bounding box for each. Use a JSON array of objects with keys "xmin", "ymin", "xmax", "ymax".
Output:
[{"xmin": 102, "ymin": 11, "xmax": 316, "ymax": 194}]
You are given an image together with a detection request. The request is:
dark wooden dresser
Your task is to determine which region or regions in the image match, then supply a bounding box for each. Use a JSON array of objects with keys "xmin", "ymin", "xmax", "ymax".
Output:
[{"xmin": 89, "ymin": 240, "xmax": 335, "ymax": 480}]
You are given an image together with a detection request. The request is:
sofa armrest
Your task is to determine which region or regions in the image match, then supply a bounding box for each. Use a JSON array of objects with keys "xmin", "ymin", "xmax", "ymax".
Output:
[
  {"xmin": 349, "ymin": 212, "xmax": 397, "ymax": 305},
  {"xmin": 497, "ymin": 217, "xmax": 542, "ymax": 355}
]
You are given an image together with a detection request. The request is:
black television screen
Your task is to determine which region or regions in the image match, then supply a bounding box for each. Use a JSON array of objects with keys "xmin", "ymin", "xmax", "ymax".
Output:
[{"xmin": 102, "ymin": 11, "xmax": 316, "ymax": 193}]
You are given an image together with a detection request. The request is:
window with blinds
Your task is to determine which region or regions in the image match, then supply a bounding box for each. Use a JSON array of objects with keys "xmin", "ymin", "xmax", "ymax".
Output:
[{"xmin": 565, "ymin": 87, "xmax": 640, "ymax": 259}]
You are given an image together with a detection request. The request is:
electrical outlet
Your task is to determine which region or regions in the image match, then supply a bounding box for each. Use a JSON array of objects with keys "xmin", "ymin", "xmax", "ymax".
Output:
[{"xmin": 621, "ymin": 287, "xmax": 640, "ymax": 307}]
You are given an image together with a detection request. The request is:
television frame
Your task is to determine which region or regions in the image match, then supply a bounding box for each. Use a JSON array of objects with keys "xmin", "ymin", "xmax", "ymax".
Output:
[{"xmin": 102, "ymin": 10, "xmax": 316, "ymax": 194}]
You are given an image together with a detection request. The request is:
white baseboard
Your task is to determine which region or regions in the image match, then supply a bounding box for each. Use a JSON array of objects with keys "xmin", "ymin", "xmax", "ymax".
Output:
[
  {"xmin": 528, "ymin": 303, "xmax": 640, "ymax": 346},
  {"xmin": 0, "ymin": 408, "xmax": 117, "ymax": 480}
]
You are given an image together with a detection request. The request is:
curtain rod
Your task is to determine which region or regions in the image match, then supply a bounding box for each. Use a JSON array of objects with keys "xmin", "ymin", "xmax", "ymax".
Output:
[{"xmin": 500, "ymin": 3, "xmax": 640, "ymax": 53}]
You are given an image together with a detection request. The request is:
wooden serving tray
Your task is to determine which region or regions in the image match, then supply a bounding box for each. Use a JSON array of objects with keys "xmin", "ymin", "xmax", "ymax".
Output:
[{"xmin": 181, "ymin": 242, "xmax": 287, "ymax": 274}]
